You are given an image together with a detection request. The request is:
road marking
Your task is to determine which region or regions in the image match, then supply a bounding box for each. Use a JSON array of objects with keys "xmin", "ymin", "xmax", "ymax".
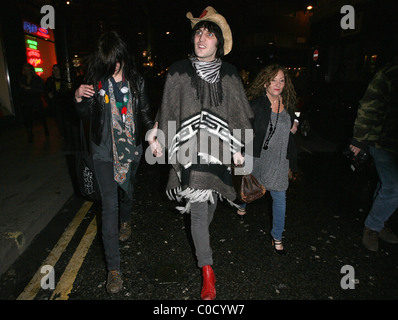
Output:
[
  {"xmin": 50, "ymin": 215, "xmax": 97, "ymax": 300},
  {"xmin": 17, "ymin": 201, "xmax": 93, "ymax": 300}
]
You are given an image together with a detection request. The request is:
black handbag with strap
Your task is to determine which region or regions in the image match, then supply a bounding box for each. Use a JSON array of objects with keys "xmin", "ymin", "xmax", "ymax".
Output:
[{"xmin": 75, "ymin": 120, "xmax": 101, "ymax": 202}]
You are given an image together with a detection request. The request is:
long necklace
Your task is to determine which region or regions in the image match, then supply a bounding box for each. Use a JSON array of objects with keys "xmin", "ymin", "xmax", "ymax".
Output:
[{"xmin": 263, "ymin": 96, "xmax": 280, "ymax": 150}]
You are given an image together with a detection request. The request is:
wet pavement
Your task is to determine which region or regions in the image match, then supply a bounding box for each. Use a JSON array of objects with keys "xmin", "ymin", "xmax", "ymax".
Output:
[
  {"xmin": 0, "ymin": 117, "xmax": 73, "ymax": 276},
  {"xmin": 0, "ymin": 116, "xmax": 397, "ymax": 309}
]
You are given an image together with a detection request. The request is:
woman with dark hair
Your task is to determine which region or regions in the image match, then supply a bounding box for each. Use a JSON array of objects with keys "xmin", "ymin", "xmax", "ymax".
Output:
[
  {"xmin": 74, "ymin": 31, "xmax": 154, "ymax": 293},
  {"xmin": 152, "ymin": 7, "xmax": 253, "ymax": 300},
  {"xmin": 238, "ymin": 64, "xmax": 298, "ymax": 256}
]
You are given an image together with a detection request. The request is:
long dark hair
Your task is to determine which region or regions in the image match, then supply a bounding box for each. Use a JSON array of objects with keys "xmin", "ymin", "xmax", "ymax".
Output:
[
  {"xmin": 191, "ymin": 21, "xmax": 225, "ymax": 58},
  {"xmin": 85, "ymin": 31, "xmax": 140, "ymax": 94},
  {"xmin": 246, "ymin": 64, "xmax": 296, "ymax": 110}
]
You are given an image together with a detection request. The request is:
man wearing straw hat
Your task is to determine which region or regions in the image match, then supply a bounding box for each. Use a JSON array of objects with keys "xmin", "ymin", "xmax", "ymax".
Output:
[{"xmin": 152, "ymin": 6, "xmax": 253, "ymax": 300}]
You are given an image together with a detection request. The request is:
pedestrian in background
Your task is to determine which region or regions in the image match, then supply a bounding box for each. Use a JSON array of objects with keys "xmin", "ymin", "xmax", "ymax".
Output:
[
  {"xmin": 45, "ymin": 64, "xmax": 68, "ymax": 139},
  {"xmin": 350, "ymin": 56, "xmax": 398, "ymax": 252},
  {"xmin": 238, "ymin": 64, "xmax": 298, "ymax": 256},
  {"xmin": 19, "ymin": 63, "xmax": 49, "ymax": 143},
  {"xmin": 152, "ymin": 6, "xmax": 253, "ymax": 300},
  {"xmin": 74, "ymin": 31, "xmax": 155, "ymax": 293},
  {"xmin": 46, "ymin": 64, "xmax": 80, "ymax": 153}
]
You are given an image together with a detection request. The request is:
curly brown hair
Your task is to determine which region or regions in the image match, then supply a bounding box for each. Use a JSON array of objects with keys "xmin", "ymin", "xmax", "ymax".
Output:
[{"xmin": 246, "ymin": 64, "xmax": 296, "ymax": 110}]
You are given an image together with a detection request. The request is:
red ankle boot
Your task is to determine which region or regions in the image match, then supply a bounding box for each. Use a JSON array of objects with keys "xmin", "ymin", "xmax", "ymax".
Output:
[{"xmin": 201, "ymin": 265, "xmax": 216, "ymax": 300}]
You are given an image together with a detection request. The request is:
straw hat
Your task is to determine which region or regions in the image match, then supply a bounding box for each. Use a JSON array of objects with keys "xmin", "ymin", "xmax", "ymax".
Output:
[{"xmin": 186, "ymin": 6, "xmax": 233, "ymax": 55}]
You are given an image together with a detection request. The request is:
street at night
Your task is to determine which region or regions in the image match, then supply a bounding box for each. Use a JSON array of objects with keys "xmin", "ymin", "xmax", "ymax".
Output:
[
  {"xmin": 0, "ymin": 119, "xmax": 397, "ymax": 305},
  {"xmin": 1, "ymin": 0, "xmax": 397, "ymax": 315}
]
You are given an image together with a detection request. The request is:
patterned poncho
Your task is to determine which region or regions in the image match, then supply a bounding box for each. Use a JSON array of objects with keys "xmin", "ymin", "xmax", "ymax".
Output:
[{"xmin": 156, "ymin": 59, "xmax": 254, "ymax": 212}]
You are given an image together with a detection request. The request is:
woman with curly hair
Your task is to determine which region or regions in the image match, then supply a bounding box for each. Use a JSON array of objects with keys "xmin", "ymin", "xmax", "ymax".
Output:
[{"xmin": 238, "ymin": 64, "xmax": 298, "ymax": 256}]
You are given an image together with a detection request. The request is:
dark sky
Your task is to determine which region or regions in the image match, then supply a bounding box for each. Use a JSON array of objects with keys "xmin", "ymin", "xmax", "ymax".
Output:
[
  {"xmin": 132, "ymin": 0, "xmax": 309, "ymax": 35},
  {"xmin": 117, "ymin": 0, "xmax": 311, "ymax": 65}
]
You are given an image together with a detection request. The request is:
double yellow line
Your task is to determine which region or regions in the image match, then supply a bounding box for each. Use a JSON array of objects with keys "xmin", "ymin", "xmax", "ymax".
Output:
[{"xmin": 17, "ymin": 201, "xmax": 97, "ymax": 300}]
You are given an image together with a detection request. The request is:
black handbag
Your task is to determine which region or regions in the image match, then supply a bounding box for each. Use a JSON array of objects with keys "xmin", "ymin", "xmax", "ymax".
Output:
[{"xmin": 75, "ymin": 120, "xmax": 101, "ymax": 201}]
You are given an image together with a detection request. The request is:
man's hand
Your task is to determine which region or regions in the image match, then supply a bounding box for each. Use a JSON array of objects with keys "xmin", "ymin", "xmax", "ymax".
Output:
[
  {"xmin": 290, "ymin": 120, "xmax": 298, "ymax": 134},
  {"xmin": 150, "ymin": 140, "xmax": 163, "ymax": 157},
  {"xmin": 148, "ymin": 122, "xmax": 163, "ymax": 157},
  {"xmin": 233, "ymin": 151, "xmax": 245, "ymax": 166},
  {"xmin": 349, "ymin": 144, "xmax": 361, "ymax": 157}
]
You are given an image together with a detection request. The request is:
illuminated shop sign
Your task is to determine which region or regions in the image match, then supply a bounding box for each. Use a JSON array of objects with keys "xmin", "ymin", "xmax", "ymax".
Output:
[
  {"xmin": 26, "ymin": 38, "xmax": 43, "ymax": 75},
  {"xmin": 23, "ymin": 21, "xmax": 50, "ymax": 39},
  {"xmin": 23, "ymin": 21, "xmax": 57, "ymax": 78}
]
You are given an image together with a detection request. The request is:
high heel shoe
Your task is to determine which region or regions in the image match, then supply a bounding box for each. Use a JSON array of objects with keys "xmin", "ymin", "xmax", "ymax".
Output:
[
  {"xmin": 201, "ymin": 265, "xmax": 216, "ymax": 300},
  {"xmin": 272, "ymin": 238, "xmax": 286, "ymax": 256}
]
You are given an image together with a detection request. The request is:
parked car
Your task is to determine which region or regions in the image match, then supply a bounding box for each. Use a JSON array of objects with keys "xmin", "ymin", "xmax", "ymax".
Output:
[{"xmin": 295, "ymin": 82, "xmax": 367, "ymax": 146}]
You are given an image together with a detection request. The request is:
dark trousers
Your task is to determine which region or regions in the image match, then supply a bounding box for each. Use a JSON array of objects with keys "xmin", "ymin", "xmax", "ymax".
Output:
[
  {"xmin": 190, "ymin": 193, "xmax": 218, "ymax": 268},
  {"xmin": 93, "ymin": 145, "xmax": 142, "ymax": 271},
  {"xmin": 22, "ymin": 104, "xmax": 49, "ymax": 137}
]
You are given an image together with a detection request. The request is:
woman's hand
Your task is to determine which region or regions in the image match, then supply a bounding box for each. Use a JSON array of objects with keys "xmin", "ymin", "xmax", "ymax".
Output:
[{"xmin": 75, "ymin": 84, "xmax": 95, "ymax": 102}]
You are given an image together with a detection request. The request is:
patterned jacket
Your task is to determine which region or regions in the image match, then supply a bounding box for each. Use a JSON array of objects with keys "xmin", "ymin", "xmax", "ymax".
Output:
[{"xmin": 352, "ymin": 60, "xmax": 398, "ymax": 154}]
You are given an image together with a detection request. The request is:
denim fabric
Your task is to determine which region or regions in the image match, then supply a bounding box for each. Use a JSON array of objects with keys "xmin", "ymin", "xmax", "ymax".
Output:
[
  {"xmin": 269, "ymin": 190, "xmax": 286, "ymax": 240},
  {"xmin": 93, "ymin": 144, "xmax": 142, "ymax": 271},
  {"xmin": 239, "ymin": 189, "xmax": 286, "ymax": 240},
  {"xmin": 364, "ymin": 146, "xmax": 398, "ymax": 232},
  {"xmin": 190, "ymin": 195, "xmax": 218, "ymax": 268}
]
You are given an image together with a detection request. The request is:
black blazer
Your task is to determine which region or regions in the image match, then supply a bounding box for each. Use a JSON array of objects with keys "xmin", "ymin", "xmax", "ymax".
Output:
[{"xmin": 250, "ymin": 94, "xmax": 298, "ymax": 171}]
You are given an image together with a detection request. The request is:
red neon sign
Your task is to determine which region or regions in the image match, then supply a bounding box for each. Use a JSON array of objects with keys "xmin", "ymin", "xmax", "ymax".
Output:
[
  {"xmin": 28, "ymin": 58, "xmax": 42, "ymax": 67},
  {"xmin": 27, "ymin": 48, "xmax": 41, "ymax": 58},
  {"xmin": 38, "ymin": 27, "xmax": 48, "ymax": 34},
  {"xmin": 37, "ymin": 30, "xmax": 50, "ymax": 39}
]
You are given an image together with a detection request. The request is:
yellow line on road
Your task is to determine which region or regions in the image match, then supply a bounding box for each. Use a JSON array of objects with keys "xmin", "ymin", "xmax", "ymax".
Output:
[
  {"xmin": 17, "ymin": 201, "xmax": 93, "ymax": 300},
  {"xmin": 50, "ymin": 215, "xmax": 97, "ymax": 300}
]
